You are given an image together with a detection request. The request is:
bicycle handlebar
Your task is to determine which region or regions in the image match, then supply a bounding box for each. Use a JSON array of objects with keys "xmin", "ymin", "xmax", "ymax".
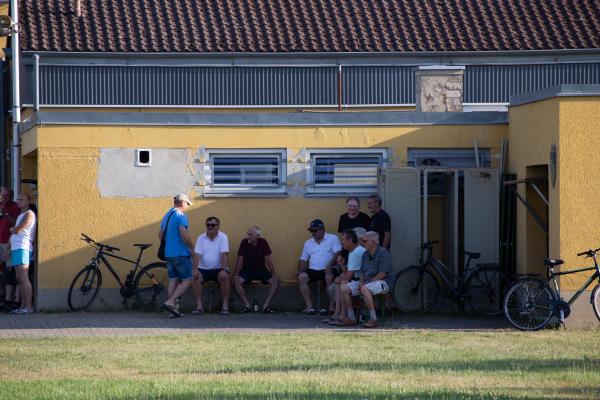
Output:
[
  {"xmin": 577, "ymin": 247, "xmax": 600, "ymax": 257},
  {"xmin": 80, "ymin": 233, "xmax": 120, "ymax": 252}
]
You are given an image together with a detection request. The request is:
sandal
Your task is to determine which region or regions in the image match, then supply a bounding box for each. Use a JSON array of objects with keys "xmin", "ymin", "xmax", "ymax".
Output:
[
  {"xmin": 301, "ymin": 308, "xmax": 316, "ymax": 315},
  {"xmin": 319, "ymin": 308, "xmax": 329, "ymax": 316},
  {"xmin": 163, "ymin": 303, "xmax": 182, "ymax": 318},
  {"xmin": 240, "ymin": 306, "xmax": 251, "ymax": 313},
  {"xmin": 220, "ymin": 309, "xmax": 230, "ymax": 315},
  {"xmin": 191, "ymin": 308, "xmax": 203, "ymax": 315},
  {"xmin": 262, "ymin": 306, "xmax": 273, "ymax": 313}
]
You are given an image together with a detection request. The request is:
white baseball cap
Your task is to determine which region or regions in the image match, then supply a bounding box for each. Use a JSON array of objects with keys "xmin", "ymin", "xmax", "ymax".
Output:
[{"xmin": 174, "ymin": 194, "xmax": 193, "ymax": 205}]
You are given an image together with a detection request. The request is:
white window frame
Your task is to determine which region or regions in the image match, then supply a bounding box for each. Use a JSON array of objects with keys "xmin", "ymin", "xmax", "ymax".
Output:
[
  {"xmin": 204, "ymin": 149, "xmax": 287, "ymax": 196},
  {"xmin": 306, "ymin": 148, "xmax": 387, "ymax": 195}
]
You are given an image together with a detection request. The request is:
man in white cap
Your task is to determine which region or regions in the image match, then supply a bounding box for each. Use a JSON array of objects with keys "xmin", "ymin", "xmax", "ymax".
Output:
[{"xmin": 160, "ymin": 194, "xmax": 195, "ymax": 317}]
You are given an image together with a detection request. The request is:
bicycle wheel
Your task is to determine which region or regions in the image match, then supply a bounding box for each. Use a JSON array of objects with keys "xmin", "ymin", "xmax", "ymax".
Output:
[
  {"xmin": 68, "ymin": 265, "xmax": 102, "ymax": 311},
  {"xmin": 503, "ymin": 278, "xmax": 555, "ymax": 331},
  {"xmin": 464, "ymin": 268, "xmax": 509, "ymax": 315},
  {"xmin": 592, "ymin": 284, "xmax": 600, "ymax": 323},
  {"xmin": 392, "ymin": 266, "xmax": 439, "ymax": 313},
  {"xmin": 134, "ymin": 262, "xmax": 168, "ymax": 311}
]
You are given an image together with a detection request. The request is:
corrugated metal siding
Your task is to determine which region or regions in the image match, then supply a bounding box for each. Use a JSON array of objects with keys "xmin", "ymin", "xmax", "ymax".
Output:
[
  {"xmin": 464, "ymin": 63, "xmax": 600, "ymax": 103},
  {"xmin": 40, "ymin": 65, "xmax": 337, "ymax": 106},
  {"xmin": 33, "ymin": 62, "xmax": 600, "ymax": 106},
  {"xmin": 343, "ymin": 66, "xmax": 414, "ymax": 105}
]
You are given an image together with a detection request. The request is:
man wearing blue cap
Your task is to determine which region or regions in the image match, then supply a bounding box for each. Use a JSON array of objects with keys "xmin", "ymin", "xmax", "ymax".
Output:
[{"xmin": 297, "ymin": 219, "xmax": 341, "ymax": 315}]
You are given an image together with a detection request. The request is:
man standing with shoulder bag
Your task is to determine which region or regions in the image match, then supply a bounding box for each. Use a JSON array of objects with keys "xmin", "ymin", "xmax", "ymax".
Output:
[{"xmin": 159, "ymin": 194, "xmax": 195, "ymax": 318}]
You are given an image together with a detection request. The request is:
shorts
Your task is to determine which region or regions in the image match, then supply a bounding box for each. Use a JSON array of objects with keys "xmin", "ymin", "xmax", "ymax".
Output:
[
  {"xmin": 302, "ymin": 268, "xmax": 340, "ymax": 283},
  {"xmin": 166, "ymin": 256, "xmax": 193, "ymax": 280},
  {"xmin": 239, "ymin": 269, "xmax": 273, "ymax": 284},
  {"xmin": 199, "ymin": 268, "xmax": 228, "ymax": 283},
  {"xmin": 11, "ymin": 249, "xmax": 32, "ymax": 267},
  {"xmin": 346, "ymin": 280, "xmax": 389, "ymax": 297}
]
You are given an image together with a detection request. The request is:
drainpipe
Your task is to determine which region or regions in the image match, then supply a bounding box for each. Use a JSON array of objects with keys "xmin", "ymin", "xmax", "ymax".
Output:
[
  {"xmin": 10, "ymin": 0, "xmax": 20, "ymax": 196},
  {"xmin": 337, "ymin": 64, "xmax": 342, "ymax": 111}
]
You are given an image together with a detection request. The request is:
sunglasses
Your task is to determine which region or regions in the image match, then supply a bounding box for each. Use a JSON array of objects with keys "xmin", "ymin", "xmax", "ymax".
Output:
[
  {"xmin": 309, "ymin": 229, "xmax": 320, "ymax": 233},
  {"xmin": 206, "ymin": 223, "xmax": 218, "ymax": 228}
]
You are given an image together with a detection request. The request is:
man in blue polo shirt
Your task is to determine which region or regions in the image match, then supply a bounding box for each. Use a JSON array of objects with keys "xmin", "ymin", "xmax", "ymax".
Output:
[{"xmin": 159, "ymin": 194, "xmax": 195, "ymax": 317}]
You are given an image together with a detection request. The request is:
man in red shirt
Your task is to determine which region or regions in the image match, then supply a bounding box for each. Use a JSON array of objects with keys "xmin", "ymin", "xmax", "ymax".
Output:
[
  {"xmin": 232, "ymin": 226, "xmax": 280, "ymax": 313},
  {"xmin": 0, "ymin": 187, "xmax": 21, "ymax": 310}
]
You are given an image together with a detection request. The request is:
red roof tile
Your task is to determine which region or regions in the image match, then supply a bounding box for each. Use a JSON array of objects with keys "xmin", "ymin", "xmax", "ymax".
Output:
[{"xmin": 19, "ymin": 0, "xmax": 600, "ymax": 53}]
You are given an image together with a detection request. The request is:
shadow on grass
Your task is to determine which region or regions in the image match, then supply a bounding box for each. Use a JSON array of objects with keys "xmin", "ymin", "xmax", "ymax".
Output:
[{"xmin": 222, "ymin": 357, "xmax": 600, "ymax": 375}]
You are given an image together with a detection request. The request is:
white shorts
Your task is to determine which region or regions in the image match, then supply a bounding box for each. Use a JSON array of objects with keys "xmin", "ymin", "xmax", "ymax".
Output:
[{"xmin": 346, "ymin": 280, "xmax": 389, "ymax": 297}]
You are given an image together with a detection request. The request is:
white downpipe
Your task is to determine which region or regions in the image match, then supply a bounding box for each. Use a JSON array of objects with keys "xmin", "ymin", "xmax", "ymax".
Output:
[{"xmin": 10, "ymin": 0, "xmax": 20, "ymax": 196}]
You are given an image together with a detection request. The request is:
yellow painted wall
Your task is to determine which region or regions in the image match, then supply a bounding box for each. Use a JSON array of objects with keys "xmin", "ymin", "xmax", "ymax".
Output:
[
  {"xmin": 0, "ymin": 3, "xmax": 8, "ymax": 60},
  {"xmin": 509, "ymin": 96, "xmax": 600, "ymax": 290},
  {"xmin": 25, "ymin": 122, "xmax": 506, "ymax": 290}
]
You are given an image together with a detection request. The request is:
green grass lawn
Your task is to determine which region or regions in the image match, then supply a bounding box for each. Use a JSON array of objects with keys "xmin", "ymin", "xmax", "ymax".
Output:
[{"xmin": 1, "ymin": 330, "xmax": 599, "ymax": 399}]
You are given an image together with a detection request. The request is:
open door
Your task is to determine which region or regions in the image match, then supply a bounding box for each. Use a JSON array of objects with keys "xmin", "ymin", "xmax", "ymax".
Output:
[
  {"xmin": 464, "ymin": 169, "xmax": 499, "ymax": 265},
  {"xmin": 379, "ymin": 168, "xmax": 420, "ymax": 274}
]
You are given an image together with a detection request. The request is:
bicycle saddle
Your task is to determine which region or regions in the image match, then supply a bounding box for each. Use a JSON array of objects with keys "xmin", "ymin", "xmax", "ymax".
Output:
[
  {"xmin": 464, "ymin": 251, "xmax": 481, "ymax": 259},
  {"xmin": 543, "ymin": 258, "xmax": 564, "ymax": 267},
  {"xmin": 133, "ymin": 243, "xmax": 152, "ymax": 250}
]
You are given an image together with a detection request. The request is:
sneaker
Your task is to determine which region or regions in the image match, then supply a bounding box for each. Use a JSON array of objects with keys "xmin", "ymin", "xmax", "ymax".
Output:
[{"xmin": 9, "ymin": 308, "xmax": 34, "ymax": 315}]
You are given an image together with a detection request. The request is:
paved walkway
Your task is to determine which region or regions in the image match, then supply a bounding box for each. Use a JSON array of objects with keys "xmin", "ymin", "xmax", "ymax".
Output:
[{"xmin": 0, "ymin": 311, "xmax": 510, "ymax": 338}]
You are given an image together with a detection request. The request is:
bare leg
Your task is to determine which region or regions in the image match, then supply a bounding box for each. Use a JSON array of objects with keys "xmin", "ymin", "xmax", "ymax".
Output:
[
  {"xmin": 234, "ymin": 276, "xmax": 250, "ymax": 308},
  {"xmin": 341, "ymin": 284, "xmax": 354, "ymax": 315},
  {"xmin": 325, "ymin": 273, "xmax": 334, "ymax": 311},
  {"xmin": 191, "ymin": 274, "xmax": 204, "ymax": 311},
  {"xmin": 5, "ymin": 284, "xmax": 15, "ymax": 302},
  {"xmin": 263, "ymin": 276, "xmax": 280, "ymax": 309},
  {"xmin": 165, "ymin": 279, "xmax": 191, "ymax": 307},
  {"xmin": 15, "ymin": 266, "xmax": 32, "ymax": 310},
  {"xmin": 297, "ymin": 272, "xmax": 312, "ymax": 309},
  {"xmin": 360, "ymin": 285, "xmax": 376, "ymax": 316},
  {"xmin": 218, "ymin": 273, "xmax": 231, "ymax": 311}
]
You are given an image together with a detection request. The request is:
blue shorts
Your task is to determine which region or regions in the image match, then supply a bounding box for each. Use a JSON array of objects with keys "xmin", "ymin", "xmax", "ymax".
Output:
[
  {"xmin": 166, "ymin": 256, "xmax": 193, "ymax": 280},
  {"xmin": 11, "ymin": 249, "xmax": 32, "ymax": 267}
]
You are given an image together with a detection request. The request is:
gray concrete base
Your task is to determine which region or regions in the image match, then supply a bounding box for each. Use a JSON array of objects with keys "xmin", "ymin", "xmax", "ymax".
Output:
[
  {"xmin": 37, "ymin": 283, "xmax": 330, "ymax": 313},
  {"xmin": 562, "ymin": 290, "xmax": 600, "ymax": 328}
]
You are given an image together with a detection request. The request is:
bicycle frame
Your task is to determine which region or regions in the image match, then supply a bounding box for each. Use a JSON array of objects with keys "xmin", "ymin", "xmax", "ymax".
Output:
[
  {"xmin": 549, "ymin": 254, "xmax": 600, "ymax": 306},
  {"xmin": 423, "ymin": 250, "xmax": 477, "ymax": 299},
  {"xmin": 93, "ymin": 248, "xmax": 144, "ymax": 289}
]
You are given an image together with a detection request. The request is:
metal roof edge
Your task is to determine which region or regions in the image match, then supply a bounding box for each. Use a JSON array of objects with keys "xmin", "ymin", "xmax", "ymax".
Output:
[
  {"xmin": 31, "ymin": 111, "xmax": 508, "ymax": 127},
  {"xmin": 509, "ymin": 84, "xmax": 600, "ymax": 107}
]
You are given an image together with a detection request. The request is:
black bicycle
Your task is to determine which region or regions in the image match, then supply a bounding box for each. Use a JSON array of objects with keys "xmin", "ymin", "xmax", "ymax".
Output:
[
  {"xmin": 503, "ymin": 247, "xmax": 600, "ymax": 331},
  {"xmin": 68, "ymin": 233, "xmax": 168, "ymax": 311},
  {"xmin": 392, "ymin": 241, "xmax": 509, "ymax": 315}
]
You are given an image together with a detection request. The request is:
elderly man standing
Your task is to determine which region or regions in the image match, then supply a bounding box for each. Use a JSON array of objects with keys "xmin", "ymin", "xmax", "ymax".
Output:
[
  {"xmin": 339, "ymin": 231, "xmax": 392, "ymax": 328},
  {"xmin": 233, "ymin": 226, "xmax": 280, "ymax": 313},
  {"xmin": 297, "ymin": 219, "xmax": 341, "ymax": 315},
  {"xmin": 367, "ymin": 194, "xmax": 391, "ymax": 250},
  {"xmin": 338, "ymin": 197, "xmax": 370, "ymax": 232},
  {"xmin": 192, "ymin": 216, "xmax": 231, "ymax": 315},
  {"xmin": 160, "ymin": 194, "xmax": 195, "ymax": 318}
]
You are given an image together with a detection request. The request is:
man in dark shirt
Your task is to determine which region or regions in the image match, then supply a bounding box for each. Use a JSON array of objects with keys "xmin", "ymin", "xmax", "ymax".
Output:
[
  {"xmin": 367, "ymin": 194, "xmax": 391, "ymax": 250},
  {"xmin": 337, "ymin": 197, "xmax": 370, "ymax": 232},
  {"xmin": 233, "ymin": 226, "xmax": 280, "ymax": 313}
]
